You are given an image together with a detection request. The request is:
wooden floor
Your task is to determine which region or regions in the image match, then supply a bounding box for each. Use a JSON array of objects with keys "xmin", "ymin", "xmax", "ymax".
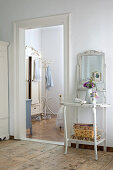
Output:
[
  {"xmin": 26, "ymin": 115, "xmax": 64, "ymax": 142},
  {"xmin": 1, "ymin": 140, "xmax": 113, "ymax": 169}
]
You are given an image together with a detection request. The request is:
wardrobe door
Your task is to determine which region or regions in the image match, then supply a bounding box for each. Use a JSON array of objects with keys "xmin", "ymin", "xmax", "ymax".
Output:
[
  {"xmin": 31, "ymin": 82, "xmax": 39, "ymax": 104},
  {"xmin": 0, "ymin": 41, "xmax": 9, "ymax": 139},
  {"xmin": 31, "ymin": 57, "xmax": 40, "ymax": 104}
]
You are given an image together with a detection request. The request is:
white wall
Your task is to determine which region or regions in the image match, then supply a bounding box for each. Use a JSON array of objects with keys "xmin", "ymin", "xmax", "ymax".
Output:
[
  {"xmin": 25, "ymin": 28, "xmax": 42, "ymax": 53},
  {"xmin": 0, "ymin": 0, "xmax": 113, "ymax": 146}
]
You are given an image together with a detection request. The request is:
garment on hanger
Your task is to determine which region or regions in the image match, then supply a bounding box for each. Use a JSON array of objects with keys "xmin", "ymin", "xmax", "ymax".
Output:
[
  {"xmin": 34, "ymin": 59, "xmax": 41, "ymax": 81},
  {"xmin": 45, "ymin": 66, "xmax": 54, "ymax": 89}
]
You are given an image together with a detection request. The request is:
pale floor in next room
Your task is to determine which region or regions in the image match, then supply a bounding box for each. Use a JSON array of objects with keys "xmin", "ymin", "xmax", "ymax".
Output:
[
  {"xmin": 1, "ymin": 140, "xmax": 113, "ymax": 169},
  {"xmin": 26, "ymin": 115, "xmax": 64, "ymax": 142}
]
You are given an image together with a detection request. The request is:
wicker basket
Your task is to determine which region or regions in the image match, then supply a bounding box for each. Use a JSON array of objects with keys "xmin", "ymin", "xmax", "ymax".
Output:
[{"xmin": 73, "ymin": 123, "xmax": 98, "ymax": 140}]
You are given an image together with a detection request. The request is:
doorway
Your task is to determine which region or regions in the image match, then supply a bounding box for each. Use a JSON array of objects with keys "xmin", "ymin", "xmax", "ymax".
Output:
[
  {"xmin": 25, "ymin": 25, "xmax": 64, "ymax": 142},
  {"xmin": 13, "ymin": 14, "xmax": 70, "ymax": 143}
]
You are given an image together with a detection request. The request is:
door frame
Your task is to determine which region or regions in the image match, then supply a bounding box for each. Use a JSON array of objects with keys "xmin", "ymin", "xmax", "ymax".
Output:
[{"xmin": 13, "ymin": 13, "xmax": 71, "ymax": 140}]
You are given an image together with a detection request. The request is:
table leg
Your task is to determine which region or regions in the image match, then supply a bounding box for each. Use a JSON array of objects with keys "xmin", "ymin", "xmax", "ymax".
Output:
[
  {"xmin": 30, "ymin": 127, "xmax": 32, "ymax": 135},
  {"xmin": 76, "ymin": 108, "xmax": 79, "ymax": 149},
  {"xmin": 64, "ymin": 106, "xmax": 68, "ymax": 154},
  {"xmin": 93, "ymin": 106, "xmax": 98, "ymax": 160},
  {"xmin": 103, "ymin": 108, "xmax": 107, "ymax": 152}
]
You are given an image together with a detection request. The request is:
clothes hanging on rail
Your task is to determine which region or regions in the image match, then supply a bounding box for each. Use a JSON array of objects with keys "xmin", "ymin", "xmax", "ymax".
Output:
[
  {"xmin": 45, "ymin": 66, "xmax": 54, "ymax": 89},
  {"xmin": 34, "ymin": 59, "xmax": 41, "ymax": 81}
]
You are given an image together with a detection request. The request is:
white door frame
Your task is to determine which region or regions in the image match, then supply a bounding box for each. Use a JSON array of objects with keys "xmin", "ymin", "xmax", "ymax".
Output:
[{"xmin": 13, "ymin": 13, "xmax": 71, "ymax": 140}]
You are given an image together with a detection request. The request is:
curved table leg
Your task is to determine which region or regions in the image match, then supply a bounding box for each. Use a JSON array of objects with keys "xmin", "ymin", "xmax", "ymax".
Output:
[
  {"xmin": 103, "ymin": 108, "xmax": 107, "ymax": 152},
  {"xmin": 93, "ymin": 105, "xmax": 98, "ymax": 160},
  {"xmin": 64, "ymin": 106, "xmax": 68, "ymax": 154}
]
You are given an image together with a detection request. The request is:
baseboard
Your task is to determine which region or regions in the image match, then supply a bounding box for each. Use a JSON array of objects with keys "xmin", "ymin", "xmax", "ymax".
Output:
[
  {"xmin": 71, "ymin": 143, "xmax": 113, "ymax": 152},
  {"xmin": 9, "ymin": 136, "xmax": 14, "ymax": 140},
  {"xmin": 9, "ymin": 136, "xmax": 113, "ymax": 152},
  {"xmin": 107, "ymin": 147, "xmax": 113, "ymax": 152}
]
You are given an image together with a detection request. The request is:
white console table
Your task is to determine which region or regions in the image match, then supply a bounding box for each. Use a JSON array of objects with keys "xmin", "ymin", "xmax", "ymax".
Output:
[{"xmin": 61, "ymin": 102, "xmax": 110, "ymax": 160}]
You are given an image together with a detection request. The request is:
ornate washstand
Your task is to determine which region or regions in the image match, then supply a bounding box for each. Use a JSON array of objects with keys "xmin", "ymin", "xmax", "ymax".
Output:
[{"xmin": 62, "ymin": 50, "xmax": 111, "ymax": 160}]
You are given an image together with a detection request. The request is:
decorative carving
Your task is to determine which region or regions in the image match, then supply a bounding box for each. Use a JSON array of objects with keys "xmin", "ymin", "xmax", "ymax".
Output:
[{"xmin": 78, "ymin": 50, "xmax": 104, "ymax": 56}]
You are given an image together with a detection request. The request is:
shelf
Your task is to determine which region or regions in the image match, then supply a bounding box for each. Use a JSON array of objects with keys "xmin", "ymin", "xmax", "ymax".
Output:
[
  {"xmin": 60, "ymin": 102, "xmax": 110, "ymax": 108},
  {"xmin": 77, "ymin": 88, "xmax": 106, "ymax": 92},
  {"xmin": 68, "ymin": 138, "xmax": 105, "ymax": 146}
]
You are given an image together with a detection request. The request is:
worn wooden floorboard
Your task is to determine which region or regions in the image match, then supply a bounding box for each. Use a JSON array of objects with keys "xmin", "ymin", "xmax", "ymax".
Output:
[{"xmin": 0, "ymin": 140, "xmax": 113, "ymax": 170}]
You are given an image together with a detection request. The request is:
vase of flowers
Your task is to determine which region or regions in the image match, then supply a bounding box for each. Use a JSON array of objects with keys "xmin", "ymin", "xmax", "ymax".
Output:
[
  {"xmin": 90, "ymin": 91, "xmax": 99, "ymax": 104},
  {"xmin": 83, "ymin": 79, "xmax": 96, "ymax": 104}
]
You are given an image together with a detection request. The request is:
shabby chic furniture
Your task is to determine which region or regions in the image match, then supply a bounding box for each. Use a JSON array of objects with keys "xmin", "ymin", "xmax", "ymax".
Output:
[
  {"xmin": 62, "ymin": 102, "xmax": 110, "ymax": 160},
  {"xmin": 25, "ymin": 46, "xmax": 42, "ymax": 116},
  {"xmin": 62, "ymin": 50, "xmax": 110, "ymax": 160},
  {"xmin": 26, "ymin": 99, "xmax": 32, "ymax": 135}
]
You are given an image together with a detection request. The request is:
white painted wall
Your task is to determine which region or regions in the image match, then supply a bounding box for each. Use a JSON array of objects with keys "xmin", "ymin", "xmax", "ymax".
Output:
[
  {"xmin": 0, "ymin": 0, "xmax": 113, "ymax": 146},
  {"xmin": 25, "ymin": 29, "xmax": 41, "ymax": 53}
]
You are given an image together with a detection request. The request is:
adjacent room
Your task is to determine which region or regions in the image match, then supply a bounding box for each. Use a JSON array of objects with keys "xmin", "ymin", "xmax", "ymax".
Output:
[{"xmin": 25, "ymin": 26, "xmax": 64, "ymax": 142}]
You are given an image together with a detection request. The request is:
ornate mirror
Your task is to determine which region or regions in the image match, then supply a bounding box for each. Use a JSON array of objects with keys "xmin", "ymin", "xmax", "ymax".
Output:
[{"xmin": 77, "ymin": 50, "xmax": 106, "ymax": 91}]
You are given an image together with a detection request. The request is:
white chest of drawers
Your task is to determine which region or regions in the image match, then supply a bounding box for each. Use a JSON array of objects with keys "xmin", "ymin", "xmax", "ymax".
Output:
[
  {"xmin": 0, "ymin": 41, "xmax": 9, "ymax": 140},
  {"xmin": 31, "ymin": 103, "xmax": 42, "ymax": 116}
]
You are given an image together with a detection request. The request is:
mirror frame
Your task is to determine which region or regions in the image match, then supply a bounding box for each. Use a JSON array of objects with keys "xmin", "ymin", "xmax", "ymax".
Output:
[{"xmin": 77, "ymin": 50, "xmax": 106, "ymax": 90}]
